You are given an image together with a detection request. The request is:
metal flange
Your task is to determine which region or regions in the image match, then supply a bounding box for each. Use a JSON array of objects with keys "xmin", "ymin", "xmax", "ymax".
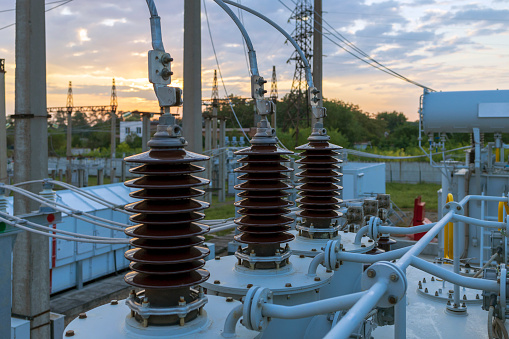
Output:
[
  {"xmin": 243, "ymin": 286, "xmax": 273, "ymax": 332},
  {"xmin": 361, "ymin": 261, "xmax": 407, "ymax": 308},
  {"xmin": 367, "ymin": 216, "xmax": 382, "ymax": 241},
  {"xmin": 324, "ymin": 238, "xmax": 342, "ymax": 271}
]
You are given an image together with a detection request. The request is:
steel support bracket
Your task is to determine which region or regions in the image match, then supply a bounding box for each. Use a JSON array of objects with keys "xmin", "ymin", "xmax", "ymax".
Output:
[
  {"xmin": 251, "ymin": 75, "xmax": 267, "ymax": 100},
  {"xmin": 443, "ymin": 201, "xmax": 464, "ymax": 217}
]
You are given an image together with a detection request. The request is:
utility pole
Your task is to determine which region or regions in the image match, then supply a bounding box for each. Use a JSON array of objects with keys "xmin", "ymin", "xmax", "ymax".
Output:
[
  {"xmin": 110, "ymin": 78, "xmax": 118, "ymax": 183},
  {"xmin": 0, "ymin": 60, "xmax": 7, "ymax": 184},
  {"xmin": 12, "ymin": 0, "xmax": 50, "ymax": 337},
  {"xmin": 142, "ymin": 112, "xmax": 150, "ymax": 152},
  {"xmin": 270, "ymin": 65, "xmax": 278, "ymax": 130},
  {"xmin": 204, "ymin": 115, "xmax": 212, "ymax": 203},
  {"xmin": 211, "ymin": 70, "xmax": 218, "ymax": 153},
  {"xmin": 66, "ymin": 81, "xmax": 73, "ymax": 183},
  {"xmin": 183, "ymin": 0, "xmax": 202, "ymax": 153},
  {"xmin": 211, "ymin": 70, "xmax": 219, "ymax": 194},
  {"xmin": 218, "ymin": 118, "xmax": 226, "ymax": 202},
  {"xmin": 313, "ymin": 0, "xmax": 323, "ymax": 127}
]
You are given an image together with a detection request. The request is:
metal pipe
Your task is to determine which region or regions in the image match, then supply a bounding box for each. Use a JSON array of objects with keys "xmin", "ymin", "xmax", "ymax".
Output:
[
  {"xmin": 222, "ymin": 304, "xmax": 243, "ymax": 338},
  {"xmin": 213, "ymin": 0, "xmax": 259, "ymax": 76},
  {"xmin": 354, "ymin": 226, "xmax": 368, "ymax": 244},
  {"xmin": 308, "ymin": 252, "xmax": 325, "ymax": 276},
  {"xmin": 336, "ymin": 247, "xmax": 411, "ymax": 264},
  {"xmin": 458, "ymin": 195, "xmax": 508, "ymax": 205},
  {"xmin": 397, "ymin": 211, "xmax": 454, "ymax": 270},
  {"xmin": 222, "ymin": 0, "xmax": 311, "ymax": 86},
  {"xmin": 262, "ymin": 292, "xmax": 366, "ymax": 319},
  {"xmin": 324, "ymin": 279, "xmax": 389, "ymax": 339},
  {"xmin": 452, "ymin": 214, "xmax": 505, "ymax": 229},
  {"xmin": 379, "ymin": 223, "xmax": 436, "ymax": 235},
  {"xmin": 410, "ymin": 256, "xmax": 498, "ymax": 292},
  {"xmin": 208, "ymin": 222, "xmax": 236, "ymax": 234}
]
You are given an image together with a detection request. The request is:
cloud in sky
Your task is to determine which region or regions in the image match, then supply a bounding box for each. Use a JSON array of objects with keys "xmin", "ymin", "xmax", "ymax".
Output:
[{"xmin": 0, "ymin": 0, "xmax": 507, "ymax": 121}]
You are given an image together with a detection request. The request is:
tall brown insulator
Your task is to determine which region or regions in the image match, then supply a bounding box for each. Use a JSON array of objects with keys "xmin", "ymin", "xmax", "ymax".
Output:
[
  {"xmin": 295, "ymin": 125, "xmax": 343, "ymax": 239},
  {"xmin": 234, "ymin": 119, "xmax": 294, "ymax": 268},
  {"xmin": 123, "ymin": 114, "xmax": 210, "ymax": 326}
]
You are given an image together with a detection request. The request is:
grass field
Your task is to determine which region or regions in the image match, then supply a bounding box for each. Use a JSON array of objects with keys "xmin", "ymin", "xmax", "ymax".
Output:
[
  {"xmin": 204, "ymin": 195, "xmax": 235, "ymax": 220},
  {"xmin": 386, "ymin": 182, "xmax": 441, "ymax": 212}
]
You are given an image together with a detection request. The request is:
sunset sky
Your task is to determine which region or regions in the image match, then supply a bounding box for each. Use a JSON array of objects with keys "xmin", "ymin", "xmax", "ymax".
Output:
[{"xmin": 0, "ymin": 0, "xmax": 508, "ymax": 121}]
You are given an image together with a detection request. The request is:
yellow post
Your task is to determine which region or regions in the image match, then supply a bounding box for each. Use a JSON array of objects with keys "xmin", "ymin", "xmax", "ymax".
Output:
[
  {"xmin": 496, "ymin": 148, "xmax": 501, "ymax": 162},
  {"xmin": 444, "ymin": 194, "xmax": 454, "ymax": 259}
]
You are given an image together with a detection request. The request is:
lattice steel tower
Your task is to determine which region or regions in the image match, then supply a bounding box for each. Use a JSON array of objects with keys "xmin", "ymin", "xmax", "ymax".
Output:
[
  {"xmin": 66, "ymin": 81, "xmax": 73, "ymax": 114},
  {"xmin": 110, "ymin": 78, "xmax": 118, "ymax": 112},
  {"xmin": 270, "ymin": 66, "xmax": 278, "ymax": 103},
  {"xmin": 287, "ymin": 0, "xmax": 313, "ymax": 141}
]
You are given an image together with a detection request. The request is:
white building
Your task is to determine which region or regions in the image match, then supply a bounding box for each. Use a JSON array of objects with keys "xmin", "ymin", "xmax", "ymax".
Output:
[{"xmin": 119, "ymin": 121, "xmax": 143, "ymax": 142}]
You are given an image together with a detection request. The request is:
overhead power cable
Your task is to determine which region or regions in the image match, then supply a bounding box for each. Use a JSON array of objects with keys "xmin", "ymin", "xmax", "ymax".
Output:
[
  {"xmin": 203, "ymin": 0, "xmax": 250, "ymax": 141},
  {"xmin": 0, "ymin": 0, "xmax": 74, "ymax": 31},
  {"xmin": 0, "ymin": 0, "xmax": 69, "ymax": 13},
  {"xmin": 278, "ymin": 0, "xmax": 435, "ymax": 91}
]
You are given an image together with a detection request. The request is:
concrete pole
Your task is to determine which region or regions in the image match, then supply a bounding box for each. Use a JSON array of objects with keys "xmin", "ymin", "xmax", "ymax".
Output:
[
  {"xmin": 212, "ymin": 107, "xmax": 218, "ymax": 151},
  {"xmin": 142, "ymin": 112, "xmax": 150, "ymax": 152},
  {"xmin": 97, "ymin": 167, "xmax": 104, "ymax": 185},
  {"xmin": 212, "ymin": 106, "xmax": 218, "ymax": 193},
  {"xmin": 218, "ymin": 118, "xmax": 226, "ymax": 202},
  {"xmin": 12, "ymin": 0, "xmax": 50, "ymax": 337},
  {"xmin": 0, "ymin": 190, "xmax": 14, "ymax": 339},
  {"xmin": 110, "ymin": 111, "xmax": 116, "ymax": 183},
  {"xmin": 66, "ymin": 111, "xmax": 72, "ymax": 183},
  {"xmin": 204, "ymin": 117, "xmax": 212, "ymax": 203},
  {"xmin": 312, "ymin": 0, "xmax": 323, "ymax": 127},
  {"xmin": 183, "ymin": 0, "xmax": 202, "ymax": 153},
  {"xmin": 0, "ymin": 60, "xmax": 6, "ymax": 184}
]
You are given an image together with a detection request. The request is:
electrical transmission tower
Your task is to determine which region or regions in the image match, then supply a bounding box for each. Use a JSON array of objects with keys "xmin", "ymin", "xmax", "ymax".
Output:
[
  {"xmin": 66, "ymin": 81, "xmax": 73, "ymax": 114},
  {"xmin": 270, "ymin": 66, "xmax": 278, "ymax": 103},
  {"xmin": 212, "ymin": 70, "xmax": 219, "ymax": 108},
  {"xmin": 286, "ymin": 0, "xmax": 313, "ymax": 144},
  {"xmin": 110, "ymin": 78, "xmax": 118, "ymax": 112}
]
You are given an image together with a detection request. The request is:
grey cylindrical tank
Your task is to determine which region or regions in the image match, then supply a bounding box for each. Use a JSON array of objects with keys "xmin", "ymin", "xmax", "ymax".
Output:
[{"xmin": 422, "ymin": 90, "xmax": 509, "ymax": 133}]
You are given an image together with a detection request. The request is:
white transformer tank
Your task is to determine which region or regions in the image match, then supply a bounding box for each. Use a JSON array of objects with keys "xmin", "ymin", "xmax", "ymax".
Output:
[{"xmin": 421, "ymin": 89, "xmax": 509, "ymax": 133}]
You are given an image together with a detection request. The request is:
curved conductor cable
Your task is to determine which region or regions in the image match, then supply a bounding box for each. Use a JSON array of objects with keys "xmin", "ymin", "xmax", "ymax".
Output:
[
  {"xmin": 0, "ymin": 212, "xmax": 128, "ymax": 243},
  {"xmin": 2, "ymin": 185, "xmax": 128, "ymax": 230},
  {"xmin": 213, "ymin": 0, "xmax": 259, "ymax": 76},
  {"xmin": 223, "ymin": 0, "xmax": 312, "ymax": 88},
  {"xmin": 145, "ymin": 0, "xmax": 164, "ymax": 51},
  {"xmin": 222, "ymin": 0, "xmax": 324, "ymax": 123},
  {"xmin": 0, "ymin": 216, "xmax": 128, "ymax": 244}
]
